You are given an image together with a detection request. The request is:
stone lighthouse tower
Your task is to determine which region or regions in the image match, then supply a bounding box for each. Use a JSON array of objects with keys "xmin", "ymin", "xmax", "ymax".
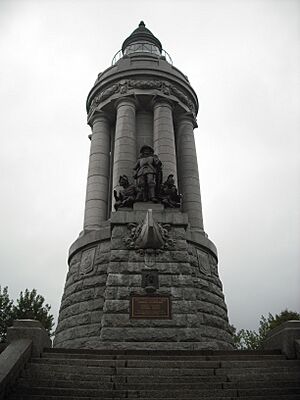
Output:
[{"xmin": 54, "ymin": 22, "xmax": 233, "ymax": 350}]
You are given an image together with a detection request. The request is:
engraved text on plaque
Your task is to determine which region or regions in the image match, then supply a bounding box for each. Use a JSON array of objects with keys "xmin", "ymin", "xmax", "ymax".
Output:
[{"xmin": 130, "ymin": 296, "xmax": 171, "ymax": 319}]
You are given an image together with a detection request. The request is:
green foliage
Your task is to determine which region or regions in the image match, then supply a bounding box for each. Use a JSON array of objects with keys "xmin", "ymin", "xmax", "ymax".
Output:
[
  {"xmin": 233, "ymin": 328, "xmax": 261, "ymax": 350},
  {"xmin": 12, "ymin": 289, "xmax": 54, "ymax": 335},
  {"xmin": 0, "ymin": 288, "xmax": 54, "ymax": 342},
  {"xmin": 232, "ymin": 309, "xmax": 300, "ymax": 350},
  {"xmin": 268, "ymin": 310, "xmax": 300, "ymax": 331},
  {"xmin": 0, "ymin": 286, "xmax": 14, "ymax": 343}
]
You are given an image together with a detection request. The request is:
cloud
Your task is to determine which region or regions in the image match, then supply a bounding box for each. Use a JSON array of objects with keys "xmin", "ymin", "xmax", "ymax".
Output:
[{"xmin": 0, "ymin": 0, "xmax": 299, "ymax": 332}]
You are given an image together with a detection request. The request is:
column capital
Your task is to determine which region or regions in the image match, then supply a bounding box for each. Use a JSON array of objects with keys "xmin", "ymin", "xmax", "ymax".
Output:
[
  {"xmin": 115, "ymin": 96, "xmax": 136, "ymax": 110},
  {"xmin": 152, "ymin": 96, "xmax": 173, "ymax": 110},
  {"xmin": 87, "ymin": 110, "xmax": 110, "ymax": 127},
  {"xmin": 176, "ymin": 112, "xmax": 198, "ymax": 128}
]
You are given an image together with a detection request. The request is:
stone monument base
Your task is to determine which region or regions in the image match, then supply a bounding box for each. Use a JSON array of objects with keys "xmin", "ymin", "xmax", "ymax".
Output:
[{"xmin": 54, "ymin": 207, "xmax": 233, "ymax": 350}]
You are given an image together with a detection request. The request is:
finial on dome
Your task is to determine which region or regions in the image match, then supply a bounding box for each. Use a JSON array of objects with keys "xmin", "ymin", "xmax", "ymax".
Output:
[{"xmin": 121, "ymin": 21, "xmax": 162, "ymax": 54}]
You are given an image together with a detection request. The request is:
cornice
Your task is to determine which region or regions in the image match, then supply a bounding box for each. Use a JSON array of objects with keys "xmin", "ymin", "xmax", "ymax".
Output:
[{"xmin": 87, "ymin": 79, "xmax": 197, "ymax": 121}]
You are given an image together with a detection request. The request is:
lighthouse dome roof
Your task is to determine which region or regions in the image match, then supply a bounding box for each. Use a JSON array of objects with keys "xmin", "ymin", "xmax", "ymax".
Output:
[{"xmin": 121, "ymin": 21, "xmax": 162, "ymax": 54}]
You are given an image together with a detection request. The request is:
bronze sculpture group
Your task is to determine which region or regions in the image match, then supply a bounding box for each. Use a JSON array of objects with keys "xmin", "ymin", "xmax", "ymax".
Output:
[{"xmin": 114, "ymin": 145, "xmax": 181, "ymax": 210}]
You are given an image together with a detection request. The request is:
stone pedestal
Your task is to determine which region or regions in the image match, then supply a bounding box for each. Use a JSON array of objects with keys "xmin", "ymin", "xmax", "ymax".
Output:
[
  {"xmin": 54, "ymin": 208, "xmax": 233, "ymax": 350},
  {"xmin": 263, "ymin": 320, "xmax": 300, "ymax": 359},
  {"xmin": 7, "ymin": 320, "xmax": 51, "ymax": 357}
]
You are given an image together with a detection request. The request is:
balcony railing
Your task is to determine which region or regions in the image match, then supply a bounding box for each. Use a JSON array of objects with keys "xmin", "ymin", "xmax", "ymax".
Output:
[{"xmin": 112, "ymin": 46, "xmax": 173, "ymax": 65}]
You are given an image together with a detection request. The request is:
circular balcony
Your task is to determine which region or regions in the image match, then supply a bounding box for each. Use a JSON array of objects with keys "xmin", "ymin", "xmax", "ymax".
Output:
[{"xmin": 112, "ymin": 43, "xmax": 173, "ymax": 65}]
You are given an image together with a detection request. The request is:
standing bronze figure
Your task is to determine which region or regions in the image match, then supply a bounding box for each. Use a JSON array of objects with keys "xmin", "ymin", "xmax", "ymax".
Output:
[{"xmin": 134, "ymin": 145, "xmax": 162, "ymax": 202}]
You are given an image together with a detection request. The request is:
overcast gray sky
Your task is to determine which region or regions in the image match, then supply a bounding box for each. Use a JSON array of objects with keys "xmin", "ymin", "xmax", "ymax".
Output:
[{"xmin": 0, "ymin": 0, "xmax": 299, "ymax": 332}]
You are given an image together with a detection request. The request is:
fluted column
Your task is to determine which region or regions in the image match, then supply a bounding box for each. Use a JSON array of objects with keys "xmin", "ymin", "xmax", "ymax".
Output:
[
  {"xmin": 176, "ymin": 114, "xmax": 204, "ymax": 231},
  {"xmin": 153, "ymin": 99, "xmax": 177, "ymax": 185},
  {"xmin": 112, "ymin": 97, "xmax": 136, "ymax": 197},
  {"xmin": 84, "ymin": 111, "xmax": 111, "ymax": 230}
]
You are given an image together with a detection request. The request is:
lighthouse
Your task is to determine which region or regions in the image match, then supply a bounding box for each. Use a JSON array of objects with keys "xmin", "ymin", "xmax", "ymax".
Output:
[{"xmin": 54, "ymin": 22, "xmax": 233, "ymax": 350}]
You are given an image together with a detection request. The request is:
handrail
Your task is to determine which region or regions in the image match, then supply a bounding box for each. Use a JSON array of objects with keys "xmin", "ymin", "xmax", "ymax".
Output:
[{"xmin": 0, "ymin": 339, "xmax": 32, "ymax": 400}]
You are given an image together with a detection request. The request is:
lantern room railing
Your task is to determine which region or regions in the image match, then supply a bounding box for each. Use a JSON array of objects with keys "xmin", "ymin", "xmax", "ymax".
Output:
[{"xmin": 112, "ymin": 46, "xmax": 173, "ymax": 65}]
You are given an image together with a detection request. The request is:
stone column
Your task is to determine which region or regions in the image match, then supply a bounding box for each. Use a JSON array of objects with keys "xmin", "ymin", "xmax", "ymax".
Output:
[
  {"xmin": 84, "ymin": 111, "xmax": 111, "ymax": 230},
  {"xmin": 136, "ymin": 111, "xmax": 153, "ymax": 157},
  {"xmin": 153, "ymin": 99, "xmax": 177, "ymax": 185},
  {"xmin": 112, "ymin": 97, "xmax": 136, "ymax": 196},
  {"xmin": 176, "ymin": 114, "xmax": 204, "ymax": 231}
]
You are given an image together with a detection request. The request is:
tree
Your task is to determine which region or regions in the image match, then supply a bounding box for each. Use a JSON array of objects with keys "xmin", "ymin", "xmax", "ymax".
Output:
[
  {"xmin": 232, "ymin": 309, "xmax": 300, "ymax": 350},
  {"xmin": 0, "ymin": 286, "xmax": 14, "ymax": 343},
  {"xmin": 267, "ymin": 309, "xmax": 300, "ymax": 331},
  {"xmin": 0, "ymin": 288, "xmax": 54, "ymax": 342},
  {"xmin": 12, "ymin": 289, "xmax": 54, "ymax": 336}
]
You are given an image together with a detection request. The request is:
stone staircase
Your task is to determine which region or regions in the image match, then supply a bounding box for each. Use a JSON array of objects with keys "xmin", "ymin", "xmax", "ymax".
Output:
[{"xmin": 8, "ymin": 349, "xmax": 300, "ymax": 399}]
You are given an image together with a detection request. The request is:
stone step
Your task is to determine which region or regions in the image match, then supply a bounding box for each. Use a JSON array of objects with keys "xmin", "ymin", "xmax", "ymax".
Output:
[
  {"xmin": 9, "ymin": 394, "xmax": 300, "ymax": 400},
  {"xmin": 219, "ymin": 360, "xmax": 300, "ymax": 368},
  {"xmin": 25, "ymin": 363, "xmax": 116, "ymax": 376},
  {"xmin": 124, "ymin": 373, "xmax": 298, "ymax": 384},
  {"xmin": 24, "ymin": 377, "xmax": 298, "ymax": 391},
  {"xmin": 9, "ymin": 397, "xmax": 300, "ymax": 400},
  {"xmin": 14, "ymin": 386, "xmax": 238, "ymax": 398},
  {"xmin": 10, "ymin": 348, "xmax": 300, "ymax": 400},
  {"xmin": 23, "ymin": 365, "xmax": 300, "ymax": 382},
  {"xmin": 31, "ymin": 358, "xmax": 127, "ymax": 367},
  {"xmin": 22, "ymin": 369, "xmax": 228, "ymax": 383},
  {"xmin": 239, "ymin": 397, "xmax": 300, "ymax": 400},
  {"xmin": 17, "ymin": 378, "xmax": 229, "ymax": 390},
  {"xmin": 31, "ymin": 356, "xmax": 298, "ymax": 370},
  {"xmin": 237, "ymin": 388, "xmax": 300, "ymax": 397},
  {"xmin": 10, "ymin": 396, "xmax": 125, "ymax": 400},
  {"xmin": 216, "ymin": 366, "xmax": 300, "ymax": 376},
  {"xmin": 117, "ymin": 367, "xmax": 217, "ymax": 376},
  {"xmin": 42, "ymin": 351, "xmax": 286, "ymax": 361},
  {"xmin": 9, "ymin": 397, "xmax": 232, "ymax": 400},
  {"xmin": 14, "ymin": 385, "xmax": 300, "ymax": 398},
  {"xmin": 32, "ymin": 357, "xmax": 222, "ymax": 369},
  {"xmin": 21, "ymin": 369, "xmax": 113, "ymax": 382},
  {"xmin": 224, "ymin": 381, "xmax": 300, "ymax": 389},
  {"xmin": 42, "ymin": 352, "xmax": 118, "ymax": 360},
  {"xmin": 44, "ymin": 348, "xmax": 282, "ymax": 357},
  {"xmin": 119, "ymin": 388, "xmax": 240, "ymax": 398},
  {"xmin": 17, "ymin": 378, "xmax": 114, "ymax": 390},
  {"xmin": 205, "ymin": 355, "xmax": 287, "ymax": 361},
  {"xmin": 117, "ymin": 382, "xmax": 300, "ymax": 391},
  {"xmin": 227, "ymin": 369, "xmax": 300, "ymax": 382},
  {"xmin": 26, "ymin": 363, "xmax": 221, "ymax": 376},
  {"xmin": 126, "ymin": 359, "xmax": 296, "ymax": 369},
  {"xmin": 15, "ymin": 386, "xmax": 126, "ymax": 398}
]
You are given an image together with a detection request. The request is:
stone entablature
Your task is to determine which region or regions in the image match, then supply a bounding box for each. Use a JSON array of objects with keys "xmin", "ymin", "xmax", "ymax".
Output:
[
  {"xmin": 87, "ymin": 79, "xmax": 197, "ymax": 121},
  {"xmin": 86, "ymin": 54, "xmax": 198, "ymax": 120}
]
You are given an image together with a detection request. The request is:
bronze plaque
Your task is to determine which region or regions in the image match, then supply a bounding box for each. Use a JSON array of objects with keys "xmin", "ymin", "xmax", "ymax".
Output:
[{"xmin": 130, "ymin": 296, "xmax": 171, "ymax": 319}]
